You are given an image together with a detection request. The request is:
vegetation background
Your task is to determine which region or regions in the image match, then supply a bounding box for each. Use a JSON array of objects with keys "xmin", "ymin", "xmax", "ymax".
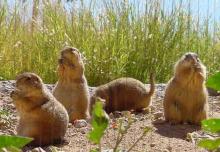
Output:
[{"xmin": 0, "ymin": 0, "xmax": 220, "ymax": 86}]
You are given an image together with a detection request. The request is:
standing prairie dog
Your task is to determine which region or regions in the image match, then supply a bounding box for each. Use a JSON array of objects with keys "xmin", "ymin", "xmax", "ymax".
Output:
[
  {"xmin": 90, "ymin": 74, "xmax": 155, "ymax": 114},
  {"xmin": 53, "ymin": 47, "xmax": 90, "ymax": 122},
  {"xmin": 10, "ymin": 72, "xmax": 69, "ymax": 146},
  {"xmin": 163, "ymin": 52, "xmax": 208, "ymax": 125}
]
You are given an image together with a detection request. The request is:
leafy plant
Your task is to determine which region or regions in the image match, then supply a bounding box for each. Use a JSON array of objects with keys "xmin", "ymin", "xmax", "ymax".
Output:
[
  {"xmin": 113, "ymin": 117, "xmax": 151, "ymax": 152},
  {"xmin": 198, "ymin": 138, "xmax": 220, "ymax": 151},
  {"xmin": 0, "ymin": 135, "xmax": 33, "ymax": 152},
  {"xmin": 202, "ymin": 119, "xmax": 220, "ymax": 133},
  {"xmin": 198, "ymin": 119, "xmax": 220, "ymax": 151},
  {"xmin": 206, "ymin": 72, "xmax": 220, "ymax": 91},
  {"xmin": 88, "ymin": 99, "xmax": 152, "ymax": 152},
  {"xmin": 88, "ymin": 99, "xmax": 109, "ymax": 151},
  {"xmin": 198, "ymin": 72, "xmax": 220, "ymax": 151}
]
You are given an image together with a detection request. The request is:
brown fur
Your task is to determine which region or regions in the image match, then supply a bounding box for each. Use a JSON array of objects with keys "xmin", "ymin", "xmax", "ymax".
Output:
[
  {"xmin": 10, "ymin": 72, "xmax": 69, "ymax": 146},
  {"xmin": 163, "ymin": 52, "xmax": 208, "ymax": 125},
  {"xmin": 90, "ymin": 74, "xmax": 155, "ymax": 114},
  {"xmin": 53, "ymin": 47, "xmax": 90, "ymax": 122}
]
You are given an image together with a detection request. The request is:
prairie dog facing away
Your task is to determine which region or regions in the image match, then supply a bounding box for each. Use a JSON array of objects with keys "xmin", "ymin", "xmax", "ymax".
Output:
[
  {"xmin": 163, "ymin": 52, "xmax": 208, "ymax": 125},
  {"xmin": 10, "ymin": 72, "xmax": 69, "ymax": 146},
  {"xmin": 53, "ymin": 47, "xmax": 90, "ymax": 122},
  {"xmin": 90, "ymin": 74, "xmax": 155, "ymax": 114}
]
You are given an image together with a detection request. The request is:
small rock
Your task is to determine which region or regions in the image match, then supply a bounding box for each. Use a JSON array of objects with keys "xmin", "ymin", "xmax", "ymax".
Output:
[
  {"xmin": 30, "ymin": 147, "xmax": 46, "ymax": 152},
  {"xmin": 139, "ymin": 117, "xmax": 145, "ymax": 121},
  {"xmin": 109, "ymin": 113, "xmax": 114, "ymax": 119},
  {"xmin": 8, "ymin": 129, "xmax": 16, "ymax": 135},
  {"xmin": 112, "ymin": 111, "xmax": 122, "ymax": 118},
  {"xmin": 80, "ymin": 130, "xmax": 86, "ymax": 134},
  {"xmin": 45, "ymin": 146, "xmax": 59, "ymax": 152},
  {"xmin": 167, "ymin": 145, "xmax": 172, "ymax": 151},
  {"xmin": 74, "ymin": 119, "xmax": 88, "ymax": 128},
  {"xmin": 153, "ymin": 112, "xmax": 163, "ymax": 119},
  {"xmin": 150, "ymin": 143, "xmax": 156, "ymax": 147},
  {"xmin": 68, "ymin": 123, "xmax": 72, "ymax": 128}
]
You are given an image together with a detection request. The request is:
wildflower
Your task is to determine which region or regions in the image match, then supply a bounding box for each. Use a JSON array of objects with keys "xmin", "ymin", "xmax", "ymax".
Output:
[{"xmin": 14, "ymin": 41, "xmax": 22, "ymax": 48}]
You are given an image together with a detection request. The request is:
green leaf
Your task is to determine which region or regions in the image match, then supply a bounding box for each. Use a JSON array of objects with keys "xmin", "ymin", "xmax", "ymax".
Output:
[
  {"xmin": 198, "ymin": 138, "xmax": 220, "ymax": 150},
  {"xmin": 88, "ymin": 100, "xmax": 109, "ymax": 144},
  {"xmin": 201, "ymin": 119, "xmax": 220, "ymax": 133},
  {"xmin": 0, "ymin": 135, "xmax": 33, "ymax": 149},
  {"xmin": 206, "ymin": 72, "xmax": 220, "ymax": 91}
]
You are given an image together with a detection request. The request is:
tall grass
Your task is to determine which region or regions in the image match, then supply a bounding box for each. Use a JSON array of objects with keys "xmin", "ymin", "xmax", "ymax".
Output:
[{"xmin": 0, "ymin": 0, "xmax": 219, "ymax": 85}]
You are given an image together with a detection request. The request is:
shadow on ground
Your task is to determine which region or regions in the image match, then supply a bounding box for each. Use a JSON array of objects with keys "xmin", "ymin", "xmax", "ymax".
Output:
[{"xmin": 153, "ymin": 122, "xmax": 200, "ymax": 139}]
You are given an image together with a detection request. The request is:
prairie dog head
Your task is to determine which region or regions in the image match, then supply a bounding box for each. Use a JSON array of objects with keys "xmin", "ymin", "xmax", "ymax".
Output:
[
  {"xmin": 174, "ymin": 52, "xmax": 206, "ymax": 82},
  {"xmin": 57, "ymin": 47, "xmax": 84, "ymax": 79},
  {"xmin": 11, "ymin": 72, "xmax": 44, "ymax": 99}
]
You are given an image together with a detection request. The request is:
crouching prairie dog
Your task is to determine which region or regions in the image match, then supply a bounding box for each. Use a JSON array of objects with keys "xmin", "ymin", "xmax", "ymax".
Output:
[
  {"xmin": 90, "ymin": 74, "xmax": 155, "ymax": 114},
  {"xmin": 53, "ymin": 47, "xmax": 90, "ymax": 122},
  {"xmin": 10, "ymin": 72, "xmax": 69, "ymax": 146},
  {"xmin": 163, "ymin": 52, "xmax": 208, "ymax": 125}
]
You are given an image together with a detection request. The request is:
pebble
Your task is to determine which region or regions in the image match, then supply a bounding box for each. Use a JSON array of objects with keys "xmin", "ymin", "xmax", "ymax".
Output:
[
  {"xmin": 74, "ymin": 119, "xmax": 88, "ymax": 128},
  {"xmin": 139, "ymin": 117, "xmax": 145, "ymax": 121},
  {"xmin": 167, "ymin": 145, "xmax": 172, "ymax": 151},
  {"xmin": 68, "ymin": 123, "xmax": 72, "ymax": 128},
  {"xmin": 8, "ymin": 129, "xmax": 16, "ymax": 135},
  {"xmin": 112, "ymin": 111, "xmax": 122, "ymax": 118},
  {"xmin": 45, "ymin": 146, "xmax": 59, "ymax": 152},
  {"xmin": 150, "ymin": 143, "xmax": 156, "ymax": 147},
  {"xmin": 109, "ymin": 113, "xmax": 114, "ymax": 119},
  {"xmin": 80, "ymin": 130, "xmax": 86, "ymax": 134},
  {"xmin": 29, "ymin": 147, "xmax": 46, "ymax": 152},
  {"xmin": 153, "ymin": 111, "xmax": 163, "ymax": 119}
]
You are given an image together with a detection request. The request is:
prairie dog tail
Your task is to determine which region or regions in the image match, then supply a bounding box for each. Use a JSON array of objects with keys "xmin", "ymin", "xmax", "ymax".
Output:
[{"xmin": 148, "ymin": 73, "xmax": 155, "ymax": 96}]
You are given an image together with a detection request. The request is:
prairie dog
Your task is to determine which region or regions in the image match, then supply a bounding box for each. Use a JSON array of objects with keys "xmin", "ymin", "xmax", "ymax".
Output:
[
  {"xmin": 10, "ymin": 72, "xmax": 69, "ymax": 146},
  {"xmin": 90, "ymin": 74, "xmax": 155, "ymax": 114},
  {"xmin": 163, "ymin": 52, "xmax": 208, "ymax": 125},
  {"xmin": 53, "ymin": 47, "xmax": 90, "ymax": 122}
]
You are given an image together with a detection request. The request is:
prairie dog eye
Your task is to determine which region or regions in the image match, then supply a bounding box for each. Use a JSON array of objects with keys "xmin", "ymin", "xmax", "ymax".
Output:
[{"xmin": 196, "ymin": 56, "xmax": 200, "ymax": 62}]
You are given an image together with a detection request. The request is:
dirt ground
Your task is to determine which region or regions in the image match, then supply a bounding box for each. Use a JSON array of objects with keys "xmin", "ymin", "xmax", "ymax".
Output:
[{"xmin": 0, "ymin": 81, "xmax": 219, "ymax": 152}]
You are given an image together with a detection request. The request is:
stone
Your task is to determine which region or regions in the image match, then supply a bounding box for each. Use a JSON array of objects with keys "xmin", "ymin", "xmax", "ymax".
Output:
[{"xmin": 74, "ymin": 119, "xmax": 88, "ymax": 128}]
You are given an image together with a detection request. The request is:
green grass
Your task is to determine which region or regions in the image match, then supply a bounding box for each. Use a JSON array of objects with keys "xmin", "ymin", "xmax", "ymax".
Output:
[{"xmin": 0, "ymin": 0, "xmax": 219, "ymax": 86}]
